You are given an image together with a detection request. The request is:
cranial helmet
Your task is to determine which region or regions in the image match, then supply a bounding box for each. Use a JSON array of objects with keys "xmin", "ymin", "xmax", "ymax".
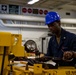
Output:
[{"xmin": 45, "ymin": 11, "xmax": 60, "ymax": 25}]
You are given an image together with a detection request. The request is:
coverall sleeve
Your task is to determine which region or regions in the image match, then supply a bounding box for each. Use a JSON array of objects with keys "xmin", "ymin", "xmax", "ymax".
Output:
[{"xmin": 72, "ymin": 35, "xmax": 76, "ymax": 51}]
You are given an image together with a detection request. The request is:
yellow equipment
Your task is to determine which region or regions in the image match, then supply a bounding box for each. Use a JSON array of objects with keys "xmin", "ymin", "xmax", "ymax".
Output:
[
  {"xmin": 0, "ymin": 32, "xmax": 76, "ymax": 75},
  {"xmin": 0, "ymin": 32, "xmax": 25, "ymax": 75}
]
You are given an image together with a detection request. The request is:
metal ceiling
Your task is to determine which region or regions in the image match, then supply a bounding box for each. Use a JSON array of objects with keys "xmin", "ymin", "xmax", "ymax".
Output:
[{"xmin": 0, "ymin": 0, "xmax": 76, "ymax": 11}]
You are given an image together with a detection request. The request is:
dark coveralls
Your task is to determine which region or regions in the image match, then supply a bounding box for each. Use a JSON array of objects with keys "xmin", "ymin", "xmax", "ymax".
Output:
[{"xmin": 46, "ymin": 28, "xmax": 76, "ymax": 66}]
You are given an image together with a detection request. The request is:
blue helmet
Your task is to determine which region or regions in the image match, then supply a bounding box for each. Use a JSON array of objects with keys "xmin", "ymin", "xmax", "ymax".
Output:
[{"xmin": 45, "ymin": 11, "xmax": 60, "ymax": 25}]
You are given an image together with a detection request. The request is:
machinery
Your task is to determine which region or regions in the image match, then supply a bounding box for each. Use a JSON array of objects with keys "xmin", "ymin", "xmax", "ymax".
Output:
[
  {"xmin": 0, "ymin": 32, "xmax": 76, "ymax": 75},
  {"xmin": 24, "ymin": 40, "xmax": 38, "ymax": 56},
  {"xmin": 0, "ymin": 32, "xmax": 25, "ymax": 75}
]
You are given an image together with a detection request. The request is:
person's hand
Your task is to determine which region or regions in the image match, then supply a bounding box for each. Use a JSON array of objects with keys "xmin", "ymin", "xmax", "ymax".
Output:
[
  {"xmin": 40, "ymin": 53, "xmax": 44, "ymax": 58},
  {"xmin": 63, "ymin": 51, "xmax": 73, "ymax": 62}
]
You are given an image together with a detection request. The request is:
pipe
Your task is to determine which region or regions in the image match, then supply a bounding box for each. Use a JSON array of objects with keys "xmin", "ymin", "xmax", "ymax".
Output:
[{"xmin": 0, "ymin": 14, "xmax": 44, "ymax": 22}]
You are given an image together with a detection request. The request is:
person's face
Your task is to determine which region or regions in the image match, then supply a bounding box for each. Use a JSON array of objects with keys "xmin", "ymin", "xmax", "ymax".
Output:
[{"xmin": 48, "ymin": 21, "xmax": 61, "ymax": 34}]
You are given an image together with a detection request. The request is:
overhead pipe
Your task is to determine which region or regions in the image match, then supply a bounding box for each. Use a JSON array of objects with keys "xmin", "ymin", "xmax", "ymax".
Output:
[
  {"xmin": 0, "ymin": 14, "xmax": 76, "ymax": 24},
  {"xmin": 61, "ymin": 18, "xmax": 76, "ymax": 24},
  {"xmin": 0, "ymin": 14, "xmax": 44, "ymax": 22},
  {"xmin": 0, "ymin": 19, "xmax": 76, "ymax": 29},
  {"xmin": 0, "ymin": 19, "xmax": 48, "ymax": 28}
]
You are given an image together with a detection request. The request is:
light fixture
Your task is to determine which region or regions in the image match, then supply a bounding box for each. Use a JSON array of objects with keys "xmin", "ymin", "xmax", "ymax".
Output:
[{"xmin": 28, "ymin": 0, "xmax": 39, "ymax": 4}]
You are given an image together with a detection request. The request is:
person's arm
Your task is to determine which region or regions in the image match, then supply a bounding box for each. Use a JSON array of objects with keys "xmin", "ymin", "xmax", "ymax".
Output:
[
  {"xmin": 73, "ymin": 52, "xmax": 76, "ymax": 58},
  {"xmin": 71, "ymin": 35, "xmax": 76, "ymax": 51},
  {"xmin": 63, "ymin": 35, "xmax": 76, "ymax": 61}
]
